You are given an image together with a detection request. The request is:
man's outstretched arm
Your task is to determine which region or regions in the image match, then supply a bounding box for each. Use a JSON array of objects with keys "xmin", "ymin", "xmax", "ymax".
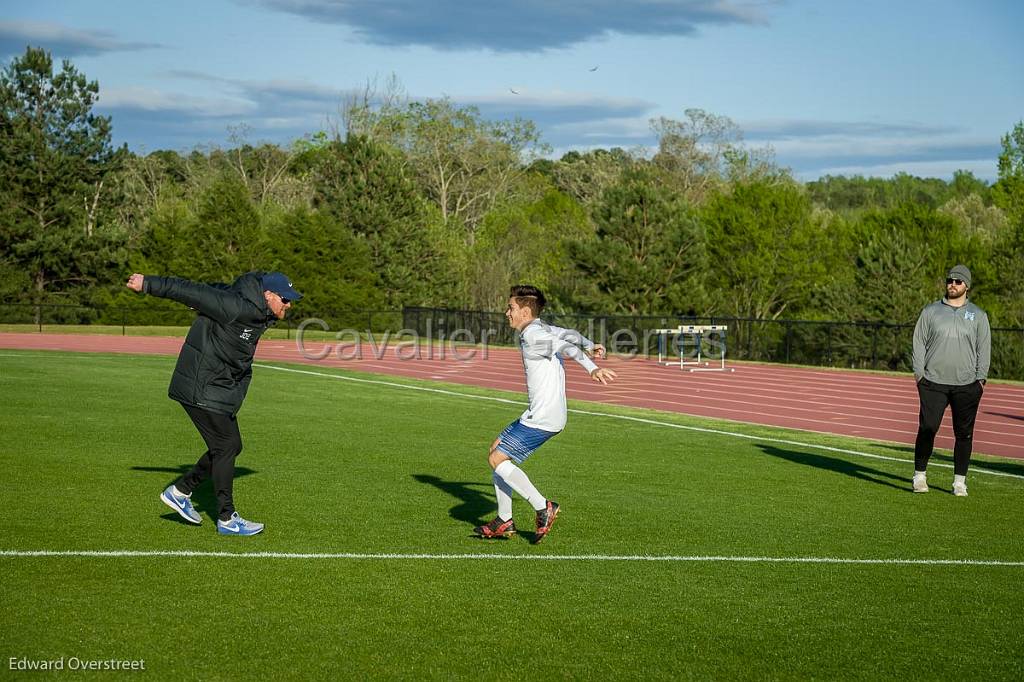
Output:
[{"xmin": 126, "ymin": 273, "xmax": 249, "ymax": 325}]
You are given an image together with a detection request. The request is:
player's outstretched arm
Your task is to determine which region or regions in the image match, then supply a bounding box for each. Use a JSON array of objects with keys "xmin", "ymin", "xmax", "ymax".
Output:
[
  {"xmin": 544, "ymin": 323, "xmax": 603, "ymax": 357},
  {"xmin": 590, "ymin": 367, "xmax": 617, "ymax": 385}
]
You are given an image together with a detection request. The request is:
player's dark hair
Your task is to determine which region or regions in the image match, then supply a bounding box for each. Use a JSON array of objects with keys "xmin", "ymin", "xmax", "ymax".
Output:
[{"xmin": 510, "ymin": 284, "xmax": 546, "ymax": 317}]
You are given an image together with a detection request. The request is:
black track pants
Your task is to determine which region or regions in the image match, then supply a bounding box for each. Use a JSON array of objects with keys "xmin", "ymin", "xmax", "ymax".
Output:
[
  {"xmin": 913, "ymin": 379, "xmax": 984, "ymax": 476},
  {"xmin": 176, "ymin": 403, "xmax": 243, "ymax": 521}
]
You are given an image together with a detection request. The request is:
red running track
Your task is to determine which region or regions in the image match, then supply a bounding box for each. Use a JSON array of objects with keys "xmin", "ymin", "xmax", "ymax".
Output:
[{"xmin": 2, "ymin": 332, "xmax": 1023, "ymax": 460}]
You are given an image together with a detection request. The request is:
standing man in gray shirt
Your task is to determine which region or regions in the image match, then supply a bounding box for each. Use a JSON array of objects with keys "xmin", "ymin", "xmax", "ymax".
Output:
[{"xmin": 911, "ymin": 264, "xmax": 991, "ymax": 496}]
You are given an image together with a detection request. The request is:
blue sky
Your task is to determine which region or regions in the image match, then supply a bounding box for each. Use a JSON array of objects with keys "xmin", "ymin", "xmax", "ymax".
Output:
[{"xmin": 2, "ymin": 0, "xmax": 1021, "ymax": 181}]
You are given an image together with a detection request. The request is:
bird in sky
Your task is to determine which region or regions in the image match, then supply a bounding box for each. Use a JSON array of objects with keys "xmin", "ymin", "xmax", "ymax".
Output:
[
  {"xmin": 589, "ymin": 66, "xmax": 599, "ymax": 72},
  {"xmin": 509, "ymin": 88, "xmax": 519, "ymax": 95}
]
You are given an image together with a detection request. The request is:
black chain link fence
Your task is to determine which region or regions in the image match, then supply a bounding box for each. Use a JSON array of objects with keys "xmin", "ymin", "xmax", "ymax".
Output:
[
  {"xmin": 0, "ymin": 302, "xmax": 402, "ymax": 339},
  {"xmin": 401, "ymin": 307, "xmax": 1024, "ymax": 381},
  {"xmin": 2, "ymin": 302, "xmax": 1021, "ymax": 380}
]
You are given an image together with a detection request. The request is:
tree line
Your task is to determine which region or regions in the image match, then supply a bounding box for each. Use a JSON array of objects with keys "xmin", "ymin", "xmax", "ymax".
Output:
[{"xmin": 2, "ymin": 46, "xmax": 1023, "ymax": 332}]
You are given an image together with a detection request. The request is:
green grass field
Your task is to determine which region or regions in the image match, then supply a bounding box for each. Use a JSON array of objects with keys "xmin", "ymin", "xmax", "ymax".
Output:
[{"xmin": 1, "ymin": 350, "xmax": 1023, "ymax": 680}]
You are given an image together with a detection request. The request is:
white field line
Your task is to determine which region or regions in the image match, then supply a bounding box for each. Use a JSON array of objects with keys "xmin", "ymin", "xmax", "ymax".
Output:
[
  {"xmin": 254, "ymin": 364, "xmax": 1024, "ymax": 481},
  {"xmin": 1, "ymin": 550, "xmax": 1022, "ymax": 566}
]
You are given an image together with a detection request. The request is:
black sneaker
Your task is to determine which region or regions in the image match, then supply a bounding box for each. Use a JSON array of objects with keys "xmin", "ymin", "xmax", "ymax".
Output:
[
  {"xmin": 474, "ymin": 517, "xmax": 517, "ymax": 539},
  {"xmin": 533, "ymin": 500, "xmax": 560, "ymax": 543}
]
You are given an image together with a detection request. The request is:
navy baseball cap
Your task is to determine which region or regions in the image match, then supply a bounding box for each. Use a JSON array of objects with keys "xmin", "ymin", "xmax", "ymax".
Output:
[{"xmin": 262, "ymin": 272, "xmax": 303, "ymax": 302}]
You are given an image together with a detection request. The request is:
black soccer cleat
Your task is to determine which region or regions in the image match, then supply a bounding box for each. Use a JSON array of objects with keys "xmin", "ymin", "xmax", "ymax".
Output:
[
  {"xmin": 474, "ymin": 517, "xmax": 517, "ymax": 539},
  {"xmin": 533, "ymin": 500, "xmax": 560, "ymax": 543}
]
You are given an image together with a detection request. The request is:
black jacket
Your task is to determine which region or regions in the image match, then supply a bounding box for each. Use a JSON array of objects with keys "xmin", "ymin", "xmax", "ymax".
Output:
[{"xmin": 144, "ymin": 272, "xmax": 277, "ymax": 415}]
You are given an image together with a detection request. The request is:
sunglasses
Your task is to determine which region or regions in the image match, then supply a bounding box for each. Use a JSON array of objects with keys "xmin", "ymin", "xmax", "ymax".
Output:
[{"xmin": 945, "ymin": 278, "xmax": 965, "ymax": 285}]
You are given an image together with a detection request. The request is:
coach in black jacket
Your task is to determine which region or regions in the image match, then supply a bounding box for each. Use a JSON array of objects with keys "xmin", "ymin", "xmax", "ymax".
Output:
[{"xmin": 127, "ymin": 270, "xmax": 302, "ymax": 536}]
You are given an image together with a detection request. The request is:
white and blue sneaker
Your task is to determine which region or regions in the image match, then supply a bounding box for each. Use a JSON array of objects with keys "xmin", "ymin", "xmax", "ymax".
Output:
[
  {"xmin": 217, "ymin": 512, "xmax": 264, "ymax": 536},
  {"xmin": 160, "ymin": 485, "xmax": 201, "ymax": 524}
]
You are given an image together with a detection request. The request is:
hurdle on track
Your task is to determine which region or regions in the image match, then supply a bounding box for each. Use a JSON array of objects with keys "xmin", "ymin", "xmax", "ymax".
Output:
[{"xmin": 654, "ymin": 325, "xmax": 734, "ymax": 372}]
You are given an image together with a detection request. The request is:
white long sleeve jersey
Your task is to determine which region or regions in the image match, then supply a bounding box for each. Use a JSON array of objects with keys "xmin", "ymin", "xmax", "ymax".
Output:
[{"xmin": 517, "ymin": 319, "xmax": 598, "ymax": 432}]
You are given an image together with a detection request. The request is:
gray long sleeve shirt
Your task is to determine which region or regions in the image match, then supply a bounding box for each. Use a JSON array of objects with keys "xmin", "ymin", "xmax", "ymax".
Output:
[{"xmin": 912, "ymin": 298, "xmax": 991, "ymax": 385}]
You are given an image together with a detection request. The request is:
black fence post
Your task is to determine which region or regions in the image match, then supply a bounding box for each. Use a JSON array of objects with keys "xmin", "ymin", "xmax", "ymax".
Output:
[
  {"xmin": 826, "ymin": 323, "xmax": 833, "ymax": 366},
  {"xmin": 784, "ymin": 321, "xmax": 792, "ymax": 364},
  {"xmin": 122, "ymin": 308, "xmax": 127, "ymax": 336},
  {"xmin": 870, "ymin": 323, "xmax": 879, "ymax": 369}
]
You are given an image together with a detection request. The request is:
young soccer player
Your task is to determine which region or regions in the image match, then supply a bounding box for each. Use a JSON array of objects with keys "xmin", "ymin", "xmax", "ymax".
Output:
[{"xmin": 474, "ymin": 285, "xmax": 617, "ymax": 543}]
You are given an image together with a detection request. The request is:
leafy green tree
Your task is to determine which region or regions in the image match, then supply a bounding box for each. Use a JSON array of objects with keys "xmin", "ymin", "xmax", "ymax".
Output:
[
  {"xmin": 312, "ymin": 134, "xmax": 459, "ymax": 307},
  {"xmin": 888, "ymin": 173, "xmax": 950, "ymax": 209},
  {"xmin": 992, "ymin": 120, "xmax": 1024, "ymax": 223},
  {"xmin": 806, "ymin": 175, "xmax": 888, "ymax": 212},
  {"xmin": 950, "ymin": 169, "xmax": 990, "ymax": 201},
  {"xmin": 0, "ymin": 46, "xmax": 125, "ymax": 302},
  {"xmin": 134, "ymin": 198, "xmax": 194, "ymax": 275},
  {"xmin": 92, "ymin": 196, "xmax": 197, "ymax": 323},
  {"xmin": 938, "ymin": 194, "xmax": 1006, "ymax": 243},
  {"xmin": 702, "ymin": 179, "xmax": 828, "ymax": 320},
  {"xmin": 264, "ymin": 207, "xmax": 383, "ymax": 321},
  {"xmin": 802, "ymin": 211, "xmax": 858, "ymax": 315},
  {"xmin": 989, "ymin": 221, "xmax": 1024, "ymax": 327},
  {"xmin": 467, "ymin": 179, "xmax": 592, "ymax": 311},
  {"xmin": 988, "ymin": 121, "xmax": 1024, "ymax": 326},
  {"xmin": 179, "ymin": 174, "xmax": 266, "ymax": 281},
  {"xmin": 825, "ymin": 204, "xmax": 985, "ymax": 324},
  {"xmin": 650, "ymin": 108, "xmax": 779, "ymax": 205},
  {"xmin": 218, "ymin": 125, "xmax": 310, "ymax": 208},
  {"xmin": 346, "ymin": 96, "xmax": 547, "ymax": 242},
  {"xmin": 106, "ymin": 150, "xmax": 188, "ymax": 247},
  {"xmin": 650, "ymin": 108, "xmax": 737, "ymax": 202},
  {"xmin": 807, "ymin": 174, "xmax": 959, "ymax": 214},
  {"xmin": 550, "ymin": 148, "xmax": 638, "ymax": 206},
  {"xmin": 567, "ymin": 168, "xmax": 705, "ymax": 314},
  {"xmin": 289, "ymin": 130, "xmax": 331, "ymax": 177},
  {"xmin": 847, "ymin": 217, "xmax": 934, "ymax": 324}
]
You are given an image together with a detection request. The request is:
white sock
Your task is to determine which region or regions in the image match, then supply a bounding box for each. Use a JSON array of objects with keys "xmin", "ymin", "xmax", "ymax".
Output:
[
  {"xmin": 492, "ymin": 472, "xmax": 513, "ymax": 521},
  {"xmin": 173, "ymin": 486, "xmax": 190, "ymax": 498},
  {"xmin": 954, "ymin": 474, "xmax": 966, "ymax": 485},
  {"xmin": 494, "ymin": 460, "xmax": 546, "ymax": 511},
  {"xmin": 913, "ymin": 470, "xmax": 927, "ymax": 478}
]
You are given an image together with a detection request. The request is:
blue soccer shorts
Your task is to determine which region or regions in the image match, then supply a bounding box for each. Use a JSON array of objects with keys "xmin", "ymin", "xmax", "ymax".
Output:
[{"xmin": 495, "ymin": 419, "xmax": 559, "ymax": 464}]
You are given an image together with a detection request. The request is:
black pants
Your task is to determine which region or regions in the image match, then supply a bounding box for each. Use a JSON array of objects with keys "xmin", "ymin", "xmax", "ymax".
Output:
[
  {"xmin": 914, "ymin": 379, "xmax": 984, "ymax": 476},
  {"xmin": 176, "ymin": 403, "xmax": 243, "ymax": 522}
]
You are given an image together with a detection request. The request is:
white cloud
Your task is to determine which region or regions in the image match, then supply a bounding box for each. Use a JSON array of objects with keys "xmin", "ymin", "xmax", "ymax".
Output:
[
  {"xmin": 766, "ymin": 134, "xmax": 992, "ymax": 161},
  {"xmin": 549, "ymin": 116, "xmax": 653, "ymax": 140},
  {"xmin": 98, "ymin": 87, "xmax": 257, "ymax": 117},
  {"xmin": 803, "ymin": 159, "xmax": 998, "ymax": 182}
]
